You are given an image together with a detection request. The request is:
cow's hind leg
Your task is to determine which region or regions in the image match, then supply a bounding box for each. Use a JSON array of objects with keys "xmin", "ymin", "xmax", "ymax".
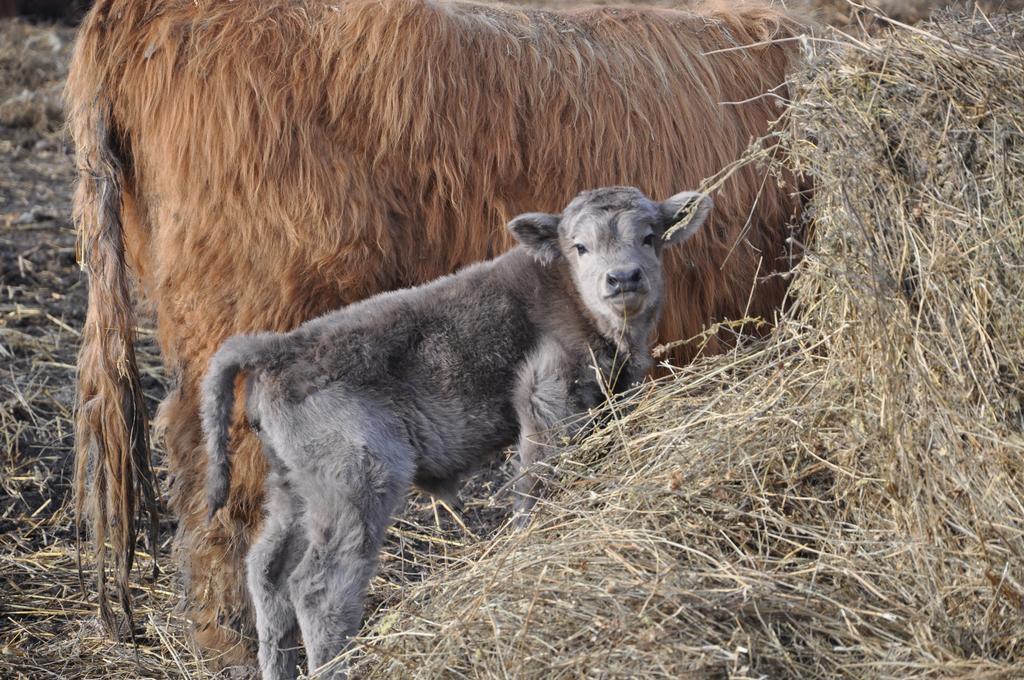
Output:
[
  {"xmin": 247, "ymin": 472, "xmax": 305, "ymax": 680},
  {"xmin": 160, "ymin": 382, "xmax": 257, "ymax": 667},
  {"xmin": 289, "ymin": 439, "xmax": 413, "ymax": 677}
]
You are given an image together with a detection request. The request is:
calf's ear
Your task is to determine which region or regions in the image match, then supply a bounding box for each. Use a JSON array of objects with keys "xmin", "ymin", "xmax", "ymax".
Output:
[
  {"xmin": 508, "ymin": 212, "xmax": 562, "ymax": 265},
  {"xmin": 660, "ymin": 192, "xmax": 713, "ymax": 247}
]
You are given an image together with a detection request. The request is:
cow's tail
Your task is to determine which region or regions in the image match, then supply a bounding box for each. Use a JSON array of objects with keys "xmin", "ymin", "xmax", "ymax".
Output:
[
  {"xmin": 200, "ymin": 334, "xmax": 279, "ymax": 519},
  {"xmin": 68, "ymin": 56, "xmax": 157, "ymax": 645}
]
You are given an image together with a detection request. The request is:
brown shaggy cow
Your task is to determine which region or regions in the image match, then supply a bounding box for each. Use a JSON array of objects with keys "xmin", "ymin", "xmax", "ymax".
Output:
[{"xmin": 67, "ymin": 0, "xmax": 805, "ymax": 668}]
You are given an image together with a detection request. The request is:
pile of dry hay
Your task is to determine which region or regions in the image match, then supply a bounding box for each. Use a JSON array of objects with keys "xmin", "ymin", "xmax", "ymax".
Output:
[{"xmin": 346, "ymin": 11, "xmax": 1024, "ymax": 678}]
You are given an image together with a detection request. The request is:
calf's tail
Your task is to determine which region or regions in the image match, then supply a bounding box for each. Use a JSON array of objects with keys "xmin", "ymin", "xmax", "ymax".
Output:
[{"xmin": 200, "ymin": 333, "xmax": 278, "ymax": 519}]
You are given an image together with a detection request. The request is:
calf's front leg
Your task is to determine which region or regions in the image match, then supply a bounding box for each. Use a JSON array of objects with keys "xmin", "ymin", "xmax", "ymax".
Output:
[
  {"xmin": 513, "ymin": 348, "xmax": 574, "ymax": 527},
  {"xmin": 513, "ymin": 427, "xmax": 544, "ymax": 528}
]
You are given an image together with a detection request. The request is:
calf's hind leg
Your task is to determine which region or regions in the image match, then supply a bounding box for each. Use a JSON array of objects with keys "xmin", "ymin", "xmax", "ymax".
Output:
[
  {"xmin": 246, "ymin": 472, "xmax": 306, "ymax": 680},
  {"xmin": 288, "ymin": 440, "xmax": 413, "ymax": 676}
]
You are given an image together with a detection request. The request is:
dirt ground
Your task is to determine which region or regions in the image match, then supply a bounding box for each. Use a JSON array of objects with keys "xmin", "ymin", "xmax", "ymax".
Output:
[
  {"xmin": 0, "ymin": 16, "xmax": 86, "ymax": 661},
  {"xmin": 1, "ymin": 1, "xmax": 1022, "ymax": 678},
  {"xmin": 0, "ymin": 18, "xmax": 152, "ymax": 678}
]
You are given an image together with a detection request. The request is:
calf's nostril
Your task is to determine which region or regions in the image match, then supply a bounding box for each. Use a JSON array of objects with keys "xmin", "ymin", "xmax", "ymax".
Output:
[{"xmin": 606, "ymin": 269, "xmax": 643, "ymax": 294}]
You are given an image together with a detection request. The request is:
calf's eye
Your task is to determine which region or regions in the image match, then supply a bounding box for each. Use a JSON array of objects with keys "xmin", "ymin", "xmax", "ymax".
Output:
[
  {"xmin": 574, "ymin": 244, "xmax": 588, "ymax": 255},
  {"xmin": 642, "ymin": 234, "xmax": 656, "ymax": 247}
]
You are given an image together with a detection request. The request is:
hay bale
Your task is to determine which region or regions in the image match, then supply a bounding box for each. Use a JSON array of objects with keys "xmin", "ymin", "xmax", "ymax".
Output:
[{"xmin": 347, "ymin": 11, "xmax": 1024, "ymax": 678}]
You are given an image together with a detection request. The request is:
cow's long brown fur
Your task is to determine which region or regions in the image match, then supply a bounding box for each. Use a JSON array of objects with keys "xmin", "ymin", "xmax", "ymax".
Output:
[{"xmin": 67, "ymin": 0, "xmax": 805, "ymax": 666}]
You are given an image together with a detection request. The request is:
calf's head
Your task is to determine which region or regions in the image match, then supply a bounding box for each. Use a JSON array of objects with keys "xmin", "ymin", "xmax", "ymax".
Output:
[{"xmin": 509, "ymin": 186, "xmax": 712, "ymax": 339}]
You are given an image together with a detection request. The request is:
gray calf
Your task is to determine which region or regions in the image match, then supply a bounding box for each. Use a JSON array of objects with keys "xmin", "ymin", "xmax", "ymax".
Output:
[{"xmin": 201, "ymin": 186, "xmax": 711, "ymax": 678}]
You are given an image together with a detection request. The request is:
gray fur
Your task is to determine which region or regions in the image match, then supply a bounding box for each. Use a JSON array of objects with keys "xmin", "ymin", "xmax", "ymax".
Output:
[{"xmin": 200, "ymin": 186, "xmax": 711, "ymax": 679}]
